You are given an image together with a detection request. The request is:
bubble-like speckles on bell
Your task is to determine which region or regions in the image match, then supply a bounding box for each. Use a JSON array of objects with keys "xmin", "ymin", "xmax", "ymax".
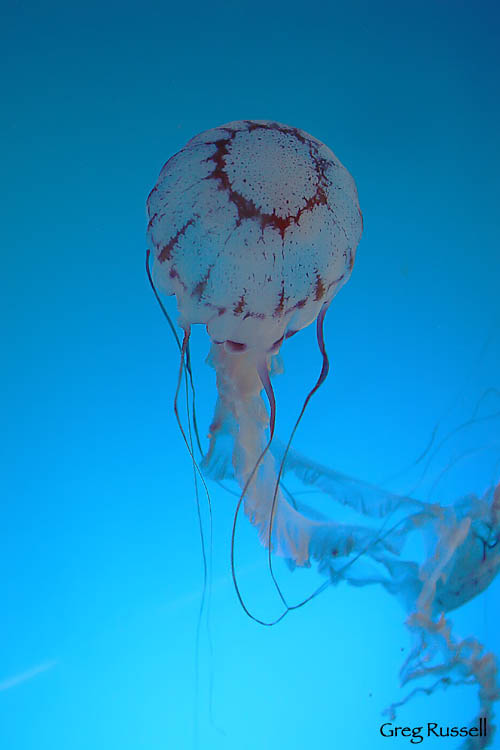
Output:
[{"xmin": 202, "ymin": 121, "xmax": 333, "ymax": 242}]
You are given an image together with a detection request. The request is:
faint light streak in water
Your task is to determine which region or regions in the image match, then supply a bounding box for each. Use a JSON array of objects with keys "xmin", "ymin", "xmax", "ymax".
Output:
[{"xmin": 0, "ymin": 660, "xmax": 57, "ymax": 692}]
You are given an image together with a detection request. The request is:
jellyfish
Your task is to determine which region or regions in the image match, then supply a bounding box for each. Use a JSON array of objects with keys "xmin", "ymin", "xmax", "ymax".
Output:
[
  {"xmin": 147, "ymin": 120, "xmax": 370, "ymax": 588},
  {"xmin": 275, "ymin": 443, "xmax": 500, "ymax": 748},
  {"xmin": 147, "ymin": 120, "xmax": 499, "ymax": 746}
]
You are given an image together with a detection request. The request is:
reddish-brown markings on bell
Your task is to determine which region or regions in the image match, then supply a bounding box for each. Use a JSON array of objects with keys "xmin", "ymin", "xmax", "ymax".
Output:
[
  {"xmin": 314, "ymin": 274, "xmax": 325, "ymax": 301},
  {"xmin": 158, "ymin": 217, "xmax": 196, "ymax": 262},
  {"xmin": 233, "ymin": 294, "xmax": 246, "ymax": 314},
  {"xmin": 192, "ymin": 266, "xmax": 213, "ymax": 300}
]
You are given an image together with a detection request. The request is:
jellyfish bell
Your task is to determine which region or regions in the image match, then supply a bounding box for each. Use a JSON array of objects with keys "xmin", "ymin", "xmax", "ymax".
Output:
[
  {"xmin": 147, "ymin": 120, "xmax": 362, "ymax": 353},
  {"xmin": 147, "ymin": 119, "xmax": 363, "ymax": 578}
]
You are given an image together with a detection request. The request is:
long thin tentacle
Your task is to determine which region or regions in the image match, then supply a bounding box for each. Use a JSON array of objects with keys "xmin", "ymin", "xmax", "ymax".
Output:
[
  {"xmin": 266, "ymin": 302, "xmax": 331, "ymax": 608},
  {"xmin": 147, "ymin": 251, "xmax": 217, "ymax": 740},
  {"xmin": 230, "ymin": 303, "xmax": 335, "ymax": 624},
  {"xmin": 146, "ymin": 249, "xmax": 204, "ymax": 455}
]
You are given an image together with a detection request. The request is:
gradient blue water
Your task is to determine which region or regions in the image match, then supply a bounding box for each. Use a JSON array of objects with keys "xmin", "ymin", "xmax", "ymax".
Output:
[{"xmin": 2, "ymin": 1, "xmax": 500, "ymax": 748}]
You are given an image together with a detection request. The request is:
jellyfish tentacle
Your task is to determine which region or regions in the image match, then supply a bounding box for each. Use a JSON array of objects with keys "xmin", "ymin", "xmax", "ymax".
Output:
[
  {"xmin": 210, "ymin": 341, "xmax": 388, "ymax": 625},
  {"xmin": 148, "ymin": 249, "xmax": 219, "ymax": 735},
  {"xmin": 171, "ymin": 328, "xmax": 221, "ymax": 744},
  {"xmin": 146, "ymin": 248, "xmax": 204, "ymax": 456},
  {"xmin": 147, "ymin": 250, "xmax": 215, "ymax": 603},
  {"xmin": 210, "ymin": 343, "xmax": 401, "ymax": 624},
  {"xmin": 222, "ymin": 348, "xmax": 284, "ymax": 625},
  {"xmin": 407, "ymin": 388, "xmax": 500, "ymax": 500},
  {"xmin": 256, "ymin": 356, "xmax": 276, "ymax": 438},
  {"xmin": 386, "ymin": 612, "xmax": 498, "ymax": 750},
  {"xmin": 266, "ymin": 302, "xmax": 330, "ymax": 607},
  {"xmin": 274, "ymin": 440, "xmax": 426, "ymax": 518},
  {"xmin": 172, "ymin": 328, "xmax": 215, "ymax": 588}
]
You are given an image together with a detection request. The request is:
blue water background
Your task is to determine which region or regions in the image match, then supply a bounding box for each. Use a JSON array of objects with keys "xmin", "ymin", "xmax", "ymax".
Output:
[{"xmin": 2, "ymin": 1, "xmax": 500, "ymax": 748}]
